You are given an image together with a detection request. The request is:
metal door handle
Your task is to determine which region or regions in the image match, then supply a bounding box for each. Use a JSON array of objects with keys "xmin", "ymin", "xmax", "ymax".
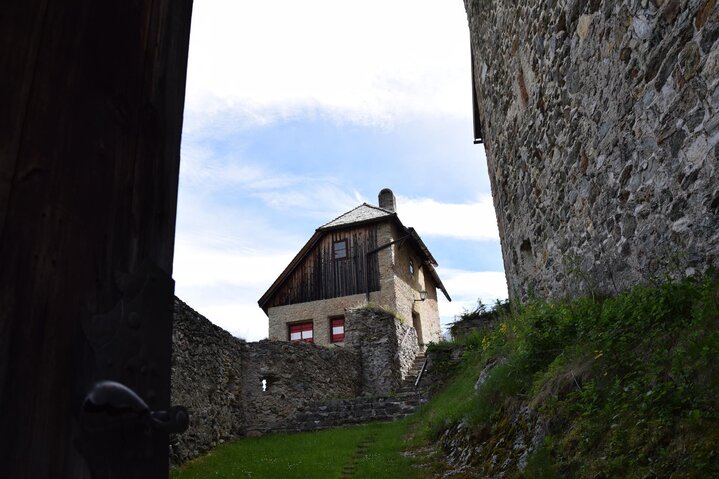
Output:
[{"xmin": 83, "ymin": 380, "xmax": 189, "ymax": 434}]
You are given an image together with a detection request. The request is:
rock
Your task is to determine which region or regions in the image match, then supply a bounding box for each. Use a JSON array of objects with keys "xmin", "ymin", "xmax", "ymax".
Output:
[
  {"xmin": 474, "ymin": 357, "xmax": 508, "ymax": 391},
  {"xmin": 577, "ymin": 14, "xmax": 593, "ymax": 40}
]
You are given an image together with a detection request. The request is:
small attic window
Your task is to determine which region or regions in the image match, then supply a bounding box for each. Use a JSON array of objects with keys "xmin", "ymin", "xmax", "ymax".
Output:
[
  {"xmin": 409, "ymin": 259, "xmax": 415, "ymax": 276},
  {"xmin": 333, "ymin": 239, "xmax": 348, "ymax": 259}
]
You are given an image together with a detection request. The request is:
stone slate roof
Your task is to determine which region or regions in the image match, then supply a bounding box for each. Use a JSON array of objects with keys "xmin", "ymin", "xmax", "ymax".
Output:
[{"xmin": 318, "ymin": 203, "xmax": 392, "ymax": 230}]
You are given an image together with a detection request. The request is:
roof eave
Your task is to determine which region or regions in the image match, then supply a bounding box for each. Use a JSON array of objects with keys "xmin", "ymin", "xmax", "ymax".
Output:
[
  {"xmin": 424, "ymin": 262, "xmax": 451, "ymax": 302},
  {"xmin": 257, "ymin": 230, "xmax": 323, "ymax": 314},
  {"xmin": 317, "ymin": 214, "xmax": 394, "ymax": 233}
]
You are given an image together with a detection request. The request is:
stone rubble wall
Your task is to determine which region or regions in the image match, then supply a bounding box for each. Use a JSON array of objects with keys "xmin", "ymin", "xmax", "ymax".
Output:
[
  {"xmin": 466, "ymin": 0, "xmax": 719, "ymax": 301},
  {"xmin": 170, "ymin": 298, "xmax": 245, "ymax": 465},
  {"xmin": 171, "ymin": 299, "xmax": 361, "ymax": 464},
  {"xmin": 344, "ymin": 305, "xmax": 420, "ymax": 396},
  {"xmin": 281, "ymin": 393, "xmax": 423, "ymax": 433},
  {"xmin": 395, "ymin": 318, "xmax": 420, "ymax": 380},
  {"xmin": 239, "ymin": 340, "xmax": 361, "ymax": 435}
]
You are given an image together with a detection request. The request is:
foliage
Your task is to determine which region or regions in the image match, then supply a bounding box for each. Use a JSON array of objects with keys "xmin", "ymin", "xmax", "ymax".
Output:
[
  {"xmin": 448, "ymin": 298, "xmax": 511, "ymax": 340},
  {"xmin": 425, "ymin": 274, "xmax": 719, "ymax": 477},
  {"xmin": 459, "ymin": 298, "xmax": 511, "ymax": 323}
]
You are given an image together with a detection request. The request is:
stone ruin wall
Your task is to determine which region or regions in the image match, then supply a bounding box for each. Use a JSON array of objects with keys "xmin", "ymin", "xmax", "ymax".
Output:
[
  {"xmin": 171, "ymin": 299, "xmax": 419, "ymax": 465},
  {"xmin": 171, "ymin": 298, "xmax": 245, "ymax": 464},
  {"xmin": 240, "ymin": 340, "xmax": 360, "ymax": 435},
  {"xmin": 466, "ymin": 0, "xmax": 719, "ymax": 301},
  {"xmin": 344, "ymin": 306, "xmax": 419, "ymax": 396},
  {"xmin": 171, "ymin": 299, "xmax": 359, "ymax": 464}
]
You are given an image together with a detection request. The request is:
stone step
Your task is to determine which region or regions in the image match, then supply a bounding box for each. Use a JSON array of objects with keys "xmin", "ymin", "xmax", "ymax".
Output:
[
  {"xmin": 284, "ymin": 391, "xmax": 425, "ymax": 432},
  {"xmin": 272, "ymin": 353, "xmax": 432, "ymax": 435}
]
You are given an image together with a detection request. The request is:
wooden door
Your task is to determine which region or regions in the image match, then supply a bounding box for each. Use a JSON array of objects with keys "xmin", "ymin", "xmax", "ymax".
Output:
[{"xmin": 0, "ymin": 1, "xmax": 193, "ymax": 477}]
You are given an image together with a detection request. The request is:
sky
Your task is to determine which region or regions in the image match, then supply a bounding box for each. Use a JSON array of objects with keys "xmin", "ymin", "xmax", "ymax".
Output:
[{"xmin": 172, "ymin": 0, "xmax": 508, "ymax": 341}]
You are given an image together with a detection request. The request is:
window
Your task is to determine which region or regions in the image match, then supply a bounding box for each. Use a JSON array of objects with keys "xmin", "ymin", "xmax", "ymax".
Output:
[
  {"xmin": 409, "ymin": 259, "xmax": 415, "ymax": 275},
  {"xmin": 330, "ymin": 317, "xmax": 345, "ymax": 343},
  {"xmin": 333, "ymin": 239, "xmax": 348, "ymax": 259},
  {"xmin": 289, "ymin": 322, "xmax": 313, "ymax": 343}
]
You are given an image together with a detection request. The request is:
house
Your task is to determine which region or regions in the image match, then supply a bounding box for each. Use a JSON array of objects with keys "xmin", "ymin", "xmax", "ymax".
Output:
[{"xmin": 258, "ymin": 188, "xmax": 451, "ymax": 349}]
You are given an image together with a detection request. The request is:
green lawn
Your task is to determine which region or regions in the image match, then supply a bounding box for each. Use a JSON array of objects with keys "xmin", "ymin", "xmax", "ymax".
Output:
[{"xmin": 170, "ymin": 420, "xmax": 425, "ymax": 479}]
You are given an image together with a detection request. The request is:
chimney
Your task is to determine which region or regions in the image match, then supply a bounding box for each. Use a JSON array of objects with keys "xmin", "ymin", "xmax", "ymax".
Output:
[{"xmin": 378, "ymin": 188, "xmax": 396, "ymax": 212}]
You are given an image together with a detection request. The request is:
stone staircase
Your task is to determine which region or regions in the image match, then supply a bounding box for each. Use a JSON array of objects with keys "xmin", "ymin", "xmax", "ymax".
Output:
[
  {"xmin": 398, "ymin": 351, "xmax": 427, "ymax": 394},
  {"xmin": 278, "ymin": 352, "xmax": 429, "ymax": 433}
]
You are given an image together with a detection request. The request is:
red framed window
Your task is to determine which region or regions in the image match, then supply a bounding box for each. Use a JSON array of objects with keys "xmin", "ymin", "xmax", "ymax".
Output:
[
  {"xmin": 330, "ymin": 317, "xmax": 345, "ymax": 343},
  {"xmin": 289, "ymin": 322, "xmax": 313, "ymax": 343}
]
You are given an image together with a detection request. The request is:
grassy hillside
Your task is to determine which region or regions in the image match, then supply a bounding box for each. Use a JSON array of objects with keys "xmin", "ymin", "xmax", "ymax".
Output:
[
  {"xmin": 172, "ymin": 275, "xmax": 719, "ymax": 478},
  {"xmin": 420, "ymin": 274, "xmax": 719, "ymax": 478}
]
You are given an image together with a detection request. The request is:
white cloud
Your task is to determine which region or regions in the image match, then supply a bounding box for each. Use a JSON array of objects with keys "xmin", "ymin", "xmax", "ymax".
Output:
[
  {"xmin": 185, "ymin": 301, "xmax": 269, "ymax": 341},
  {"xmin": 179, "ymin": 140, "xmax": 365, "ymax": 221},
  {"xmin": 172, "ymin": 234, "xmax": 291, "ymax": 341},
  {"xmin": 396, "ymin": 195, "xmax": 500, "ymax": 241},
  {"xmin": 184, "ymin": 0, "xmax": 472, "ymax": 129},
  {"xmin": 253, "ymin": 184, "xmax": 362, "ymax": 219},
  {"xmin": 437, "ymin": 268, "xmax": 508, "ymax": 331},
  {"xmin": 173, "ymin": 240, "xmax": 293, "ymax": 289},
  {"xmin": 171, "ymin": 1, "xmax": 502, "ymax": 343}
]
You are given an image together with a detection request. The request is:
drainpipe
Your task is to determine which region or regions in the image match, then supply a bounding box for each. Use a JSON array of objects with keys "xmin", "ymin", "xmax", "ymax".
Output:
[{"xmin": 364, "ymin": 235, "xmax": 410, "ymax": 301}]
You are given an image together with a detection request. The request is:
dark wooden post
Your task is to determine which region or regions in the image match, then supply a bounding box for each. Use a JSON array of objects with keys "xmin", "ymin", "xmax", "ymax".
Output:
[{"xmin": 0, "ymin": 1, "xmax": 193, "ymax": 477}]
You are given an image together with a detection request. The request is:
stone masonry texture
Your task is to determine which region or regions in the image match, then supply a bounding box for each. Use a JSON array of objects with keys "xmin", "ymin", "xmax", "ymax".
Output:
[
  {"xmin": 240, "ymin": 340, "xmax": 361, "ymax": 435},
  {"xmin": 171, "ymin": 300, "xmax": 423, "ymax": 465},
  {"xmin": 267, "ymin": 292, "xmax": 381, "ymax": 346},
  {"xmin": 171, "ymin": 298, "xmax": 245, "ymax": 465},
  {"xmin": 466, "ymin": 0, "xmax": 719, "ymax": 301},
  {"xmin": 171, "ymin": 298, "xmax": 361, "ymax": 464},
  {"xmin": 386, "ymin": 221, "xmax": 442, "ymax": 346},
  {"xmin": 344, "ymin": 306, "xmax": 420, "ymax": 396}
]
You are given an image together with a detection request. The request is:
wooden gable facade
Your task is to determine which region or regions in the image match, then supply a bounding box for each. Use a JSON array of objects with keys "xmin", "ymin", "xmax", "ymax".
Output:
[{"xmin": 262, "ymin": 223, "xmax": 382, "ymax": 310}]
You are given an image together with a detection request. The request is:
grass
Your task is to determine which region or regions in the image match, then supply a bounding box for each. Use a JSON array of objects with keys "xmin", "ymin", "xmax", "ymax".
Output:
[
  {"xmin": 171, "ymin": 421, "xmax": 420, "ymax": 479},
  {"xmin": 426, "ymin": 274, "xmax": 719, "ymax": 478},
  {"xmin": 172, "ymin": 274, "xmax": 719, "ymax": 478},
  {"xmin": 352, "ymin": 420, "xmax": 423, "ymax": 478}
]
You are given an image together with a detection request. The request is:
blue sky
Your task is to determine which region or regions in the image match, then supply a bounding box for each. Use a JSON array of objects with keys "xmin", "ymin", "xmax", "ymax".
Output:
[{"xmin": 173, "ymin": 0, "xmax": 508, "ymax": 340}]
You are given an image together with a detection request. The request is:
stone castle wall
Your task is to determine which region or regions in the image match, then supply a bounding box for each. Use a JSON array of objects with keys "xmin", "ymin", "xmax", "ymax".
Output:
[
  {"xmin": 240, "ymin": 340, "xmax": 361, "ymax": 435},
  {"xmin": 466, "ymin": 0, "xmax": 719, "ymax": 300},
  {"xmin": 171, "ymin": 298, "xmax": 245, "ymax": 464},
  {"xmin": 344, "ymin": 306, "xmax": 420, "ymax": 396},
  {"xmin": 171, "ymin": 299, "xmax": 360, "ymax": 464},
  {"xmin": 172, "ymin": 300, "xmax": 419, "ymax": 464}
]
